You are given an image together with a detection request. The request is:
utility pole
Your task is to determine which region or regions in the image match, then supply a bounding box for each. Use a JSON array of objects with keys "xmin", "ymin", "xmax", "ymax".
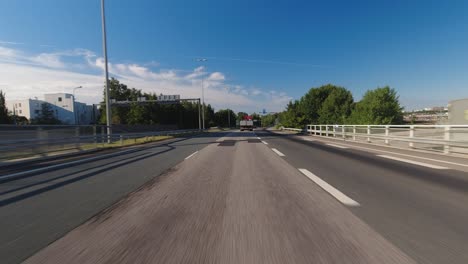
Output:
[
  {"xmin": 201, "ymin": 78, "xmax": 205, "ymax": 129},
  {"xmin": 101, "ymin": 0, "xmax": 112, "ymax": 142},
  {"xmin": 196, "ymin": 58, "xmax": 207, "ymax": 130},
  {"xmin": 73, "ymin": 86, "xmax": 82, "ymax": 125},
  {"xmin": 198, "ymin": 98, "xmax": 201, "ymax": 130}
]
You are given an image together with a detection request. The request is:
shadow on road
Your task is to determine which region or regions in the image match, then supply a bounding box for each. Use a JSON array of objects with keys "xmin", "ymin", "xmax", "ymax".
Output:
[{"xmin": 0, "ymin": 144, "xmax": 177, "ymax": 208}]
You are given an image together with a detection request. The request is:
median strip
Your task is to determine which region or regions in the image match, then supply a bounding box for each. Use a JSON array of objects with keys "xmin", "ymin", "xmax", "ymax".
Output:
[
  {"xmin": 298, "ymin": 168, "xmax": 360, "ymax": 207},
  {"xmin": 271, "ymin": 148, "xmax": 285, "ymax": 157},
  {"xmin": 185, "ymin": 151, "xmax": 199, "ymax": 160},
  {"xmin": 377, "ymin": 155, "xmax": 449, "ymax": 169}
]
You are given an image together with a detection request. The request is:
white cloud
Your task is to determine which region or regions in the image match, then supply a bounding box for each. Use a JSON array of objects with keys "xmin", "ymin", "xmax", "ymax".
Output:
[
  {"xmin": 184, "ymin": 66, "xmax": 205, "ymax": 80},
  {"xmin": 0, "ymin": 40, "xmax": 24, "ymax": 45},
  {"xmin": 31, "ymin": 53, "xmax": 65, "ymax": 68},
  {"xmin": 207, "ymin": 72, "xmax": 225, "ymax": 81},
  {"xmin": 0, "ymin": 45, "xmax": 292, "ymax": 113},
  {"xmin": 0, "ymin": 46, "xmax": 19, "ymax": 60},
  {"xmin": 250, "ymin": 88, "xmax": 263, "ymax": 96}
]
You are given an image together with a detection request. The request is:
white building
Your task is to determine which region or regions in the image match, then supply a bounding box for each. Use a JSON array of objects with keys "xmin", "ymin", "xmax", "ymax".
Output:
[
  {"xmin": 6, "ymin": 98, "xmax": 43, "ymax": 121},
  {"xmin": 448, "ymin": 98, "xmax": 468, "ymax": 125},
  {"xmin": 6, "ymin": 93, "xmax": 96, "ymax": 124}
]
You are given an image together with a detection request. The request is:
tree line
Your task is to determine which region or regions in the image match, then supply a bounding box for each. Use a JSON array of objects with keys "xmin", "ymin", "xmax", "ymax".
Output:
[
  {"xmin": 0, "ymin": 79, "xmax": 251, "ymax": 127},
  {"xmin": 262, "ymin": 84, "xmax": 403, "ymax": 128},
  {"xmin": 100, "ymin": 78, "xmax": 245, "ymax": 128}
]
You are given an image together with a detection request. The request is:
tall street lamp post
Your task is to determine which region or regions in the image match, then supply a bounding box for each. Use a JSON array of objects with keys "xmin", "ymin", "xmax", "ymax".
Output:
[
  {"xmin": 73, "ymin": 86, "xmax": 82, "ymax": 125},
  {"xmin": 196, "ymin": 58, "xmax": 207, "ymax": 129},
  {"xmin": 101, "ymin": 0, "xmax": 112, "ymax": 142}
]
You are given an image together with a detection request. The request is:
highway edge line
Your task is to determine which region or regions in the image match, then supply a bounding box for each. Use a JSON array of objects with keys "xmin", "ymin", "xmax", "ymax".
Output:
[
  {"xmin": 185, "ymin": 151, "xmax": 199, "ymax": 160},
  {"xmin": 377, "ymin": 155, "xmax": 449, "ymax": 170},
  {"xmin": 299, "ymin": 135, "xmax": 468, "ymax": 168}
]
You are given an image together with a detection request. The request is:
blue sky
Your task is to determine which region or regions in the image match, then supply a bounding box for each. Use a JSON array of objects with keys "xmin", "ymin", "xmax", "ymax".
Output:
[{"xmin": 1, "ymin": 0, "xmax": 468, "ymax": 112}]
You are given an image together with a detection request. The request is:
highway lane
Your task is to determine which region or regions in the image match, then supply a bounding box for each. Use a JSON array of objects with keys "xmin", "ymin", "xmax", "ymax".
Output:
[
  {"xmin": 0, "ymin": 133, "xmax": 224, "ymax": 264},
  {"xmin": 255, "ymin": 130, "xmax": 468, "ymax": 264},
  {"xmin": 24, "ymin": 131, "xmax": 414, "ymax": 264}
]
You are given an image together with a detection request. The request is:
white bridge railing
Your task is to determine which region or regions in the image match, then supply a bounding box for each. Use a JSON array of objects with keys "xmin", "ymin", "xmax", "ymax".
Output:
[{"xmin": 281, "ymin": 125, "xmax": 468, "ymax": 155}]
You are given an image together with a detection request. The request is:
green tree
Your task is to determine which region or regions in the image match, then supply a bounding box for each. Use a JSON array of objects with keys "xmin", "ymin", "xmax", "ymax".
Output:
[
  {"xmin": 12, "ymin": 116, "xmax": 29, "ymax": 125},
  {"xmin": 261, "ymin": 113, "xmax": 278, "ymax": 127},
  {"xmin": 297, "ymin": 84, "xmax": 353, "ymax": 125},
  {"xmin": 204, "ymin": 104, "xmax": 215, "ymax": 127},
  {"xmin": 214, "ymin": 109, "xmax": 236, "ymax": 127},
  {"xmin": 34, "ymin": 103, "xmax": 61, "ymax": 124},
  {"xmin": 348, "ymin": 86, "xmax": 403, "ymax": 125},
  {"xmin": 0, "ymin": 90, "xmax": 10, "ymax": 124},
  {"xmin": 236, "ymin": 112, "xmax": 248, "ymax": 122},
  {"xmin": 278, "ymin": 101, "xmax": 306, "ymax": 128},
  {"xmin": 127, "ymin": 103, "xmax": 146, "ymax": 125},
  {"xmin": 317, "ymin": 87, "xmax": 354, "ymax": 124},
  {"xmin": 251, "ymin": 113, "xmax": 262, "ymax": 127},
  {"xmin": 298, "ymin": 84, "xmax": 335, "ymax": 124},
  {"xmin": 98, "ymin": 78, "xmax": 209, "ymax": 129}
]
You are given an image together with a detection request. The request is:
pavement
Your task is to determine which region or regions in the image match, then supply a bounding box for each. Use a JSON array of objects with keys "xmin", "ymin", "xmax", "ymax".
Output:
[
  {"xmin": 3, "ymin": 129, "xmax": 468, "ymax": 263},
  {"xmin": 0, "ymin": 133, "xmax": 222, "ymax": 264}
]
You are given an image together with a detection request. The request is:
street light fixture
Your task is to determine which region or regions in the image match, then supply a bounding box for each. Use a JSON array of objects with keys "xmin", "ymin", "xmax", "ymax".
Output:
[
  {"xmin": 101, "ymin": 0, "xmax": 112, "ymax": 142},
  {"xmin": 73, "ymin": 86, "xmax": 82, "ymax": 125},
  {"xmin": 196, "ymin": 58, "xmax": 207, "ymax": 129}
]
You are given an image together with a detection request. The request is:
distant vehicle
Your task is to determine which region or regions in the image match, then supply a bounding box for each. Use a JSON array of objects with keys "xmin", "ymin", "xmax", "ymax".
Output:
[{"xmin": 240, "ymin": 120, "xmax": 254, "ymax": 131}]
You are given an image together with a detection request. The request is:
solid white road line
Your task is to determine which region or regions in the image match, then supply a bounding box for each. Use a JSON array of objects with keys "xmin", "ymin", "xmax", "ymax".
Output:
[
  {"xmin": 257, "ymin": 137, "xmax": 261, "ymax": 139},
  {"xmin": 377, "ymin": 155, "xmax": 448, "ymax": 169},
  {"xmin": 304, "ymin": 137, "xmax": 315, "ymax": 141},
  {"xmin": 326, "ymin": 143, "xmax": 348, "ymax": 149},
  {"xmin": 309, "ymin": 138, "xmax": 468, "ymax": 168},
  {"xmin": 298, "ymin": 169, "xmax": 360, "ymax": 207},
  {"xmin": 271, "ymin": 148, "xmax": 285, "ymax": 157},
  {"xmin": 261, "ymin": 141, "xmax": 269, "ymax": 145},
  {"xmin": 185, "ymin": 151, "xmax": 199, "ymax": 160}
]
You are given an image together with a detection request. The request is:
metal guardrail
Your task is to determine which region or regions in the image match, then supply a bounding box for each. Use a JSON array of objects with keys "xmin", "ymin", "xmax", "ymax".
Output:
[
  {"xmin": 281, "ymin": 125, "xmax": 468, "ymax": 154},
  {"xmin": 0, "ymin": 125, "xmax": 200, "ymax": 162}
]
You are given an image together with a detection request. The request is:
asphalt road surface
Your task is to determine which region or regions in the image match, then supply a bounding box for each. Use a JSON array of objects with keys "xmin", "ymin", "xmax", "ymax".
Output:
[
  {"xmin": 2, "ymin": 130, "xmax": 468, "ymax": 263},
  {"xmin": 0, "ymin": 133, "xmax": 221, "ymax": 264},
  {"xmin": 22, "ymin": 131, "xmax": 415, "ymax": 264}
]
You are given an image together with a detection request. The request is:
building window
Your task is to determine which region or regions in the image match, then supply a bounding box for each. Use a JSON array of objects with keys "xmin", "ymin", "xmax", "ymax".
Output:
[
  {"xmin": 18, "ymin": 103, "xmax": 22, "ymax": 107},
  {"xmin": 35, "ymin": 110, "xmax": 40, "ymax": 114},
  {"xmin": 15, "ymin": 103, "xmax": 17, "ymax": 108},
  {"xmin": 19, "ymin": 110, "xmax": 22, "ymax": 114},
  {"xmin": 58, "ymin": 97, "xmax": 62, "ymax": 102}
]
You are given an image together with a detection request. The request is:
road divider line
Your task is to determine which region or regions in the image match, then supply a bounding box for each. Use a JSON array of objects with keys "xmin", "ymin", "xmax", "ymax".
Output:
[
  {"xmin": 326, "ymin": 143, "xmax": 348, "ymax": 149},
  {"xmin": 377, "ymin": 155, "xmax": 448, "ymax": 169},
  {"xmin": 305, "ymin": 137, "xmax": 468, "ymax": 168},
  {"xmin": 298, "ymin": 169, "xmax": 360, "ymax": 207},
  {"xmin": 271, "ymin": 148, "xmax": 285, "ymax": 157},
  {"xmin": 257, "ymin": 137, "xmax": 261, "ymax": 139},
  {"xmin": 185, "ymin": 151, "xmax": 199, "ymax": 160},
  {"xmin": 261, "ymin": 141, "xmax": 269, "ymax": 145}
]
